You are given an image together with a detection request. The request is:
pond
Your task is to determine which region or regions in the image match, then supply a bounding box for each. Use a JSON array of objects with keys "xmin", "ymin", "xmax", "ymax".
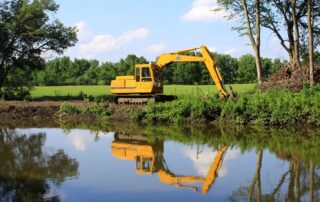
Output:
[{"xmin": 0, "ymin": 123, "xmax": 319, "ymax": 201}]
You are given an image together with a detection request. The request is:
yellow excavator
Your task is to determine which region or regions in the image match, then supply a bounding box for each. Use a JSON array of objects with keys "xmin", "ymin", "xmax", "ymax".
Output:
[
  {"xmin": 111, "ymin": 133, "xmax": 228, "ymax": 194},
  {"xmin": 111, "ymin": 45, "xmax": 229, "ymax": 104}
]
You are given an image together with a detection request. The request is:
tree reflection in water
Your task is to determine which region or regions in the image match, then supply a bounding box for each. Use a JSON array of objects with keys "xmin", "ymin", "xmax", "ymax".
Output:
[
  {"xmin": 228, "ymin": 149, "xmax": 320, "ymax": 202},
  {"xmin": 0, "ymin": 129, "xmax": 79, "ymax": 201}
]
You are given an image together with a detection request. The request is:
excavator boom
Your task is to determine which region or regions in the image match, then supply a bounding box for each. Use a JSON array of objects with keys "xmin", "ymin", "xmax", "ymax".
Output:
[{"xmin": 155, "ymin": 46, "xmax": 228, "ymax": 98}]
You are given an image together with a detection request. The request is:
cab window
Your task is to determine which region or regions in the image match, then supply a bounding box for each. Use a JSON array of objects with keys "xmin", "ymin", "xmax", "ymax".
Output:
[
  {"xmin": 141, "ymin": 67, "xmax": 152, "ymax": 82},
  {"xmin": 135, "ymin": 68, "xmax": 140, "ymax": 82},
  {"xmin": 153, "ymin": 69, "xmax": 162, "ymax": 87}
]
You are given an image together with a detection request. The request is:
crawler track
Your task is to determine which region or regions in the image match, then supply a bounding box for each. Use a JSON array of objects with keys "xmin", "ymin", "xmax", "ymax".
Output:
[{"xmin": 114, "ymin": 95, "xmax": 176, "ymax": 105}]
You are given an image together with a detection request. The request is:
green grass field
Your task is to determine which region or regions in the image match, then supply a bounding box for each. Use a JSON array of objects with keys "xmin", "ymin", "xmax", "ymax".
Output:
[{"xmin": 31, "ymin": 84, "xmax": 256, "ymax": 99}]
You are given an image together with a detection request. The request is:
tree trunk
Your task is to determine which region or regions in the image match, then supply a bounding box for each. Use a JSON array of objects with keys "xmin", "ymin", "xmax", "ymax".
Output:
[
  {"xmin": 294, "ymin": 162, "xmax": 301, "ymax": 202},
  {"xmin": 255, "ymin": 47, "xmax": 262, "ymax": 86},
  {"xmin": 308, "ymin": 0, "xmax": 315, "ymax": 86},
  {"xmin": 287, "ymin": 162, "xmax": 295, "ymax": 200},
  {"xmin": 309, "ymin": 160, "xmax": 314, "ymax": 202},
  {"xmin": 291, "ymin": 0, "xmax": 301, "ymax": 69},
  {"xmin": 255, "ymin": 150, "xmax": 263, "ymax": 202},
  {"xmin": 0, "ymin": 66, "xmax": 5, "ymax": 95},
  {"xmin": 248, "ymin": 149, "xmax": 263, "ymax": 202},
  {"xmin": 255, "ymin": 0, "xmax": 262, "ymax": 86},
  {"xmin": 242, "ymin": 0, "xmax": 262, "ymax": 86}
]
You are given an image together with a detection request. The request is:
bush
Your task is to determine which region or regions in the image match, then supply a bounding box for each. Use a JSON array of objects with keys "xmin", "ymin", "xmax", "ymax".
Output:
[{"xmin": 59, "ymin": 102, "xmax": 110, "ymax": 116}]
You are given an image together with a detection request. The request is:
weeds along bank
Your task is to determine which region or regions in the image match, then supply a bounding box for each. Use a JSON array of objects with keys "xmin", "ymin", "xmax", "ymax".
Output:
[
  {"xmin": 58, "ymin": 85, "xmax": 320, "ymax": 125},
  {"xmin": 146, "ymin": 86, "xmax": 320, "ymax": 125}
]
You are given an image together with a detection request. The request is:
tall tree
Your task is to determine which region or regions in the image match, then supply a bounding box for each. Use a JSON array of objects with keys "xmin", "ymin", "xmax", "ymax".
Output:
[
  {"xmin": 243, "ymin": 0, "xmax": 262, "ymax": 85},
  {"xmin": 218, "ymin": 0, "xmax": 320, "ymax": 72},
  {"xmin": 308, "ymin": 0, "xmax": 315, "ymax": 85},
  {"xmin": 0, "ymin": 0, "xmax": 77, "ymax": 94},
  {"xmin": 217, "ymin": 0, "xmax": 263, "ymax": 85},
  {"xmin": 261, "ymin": 0, "xmax": 320, "ymax": 69}
]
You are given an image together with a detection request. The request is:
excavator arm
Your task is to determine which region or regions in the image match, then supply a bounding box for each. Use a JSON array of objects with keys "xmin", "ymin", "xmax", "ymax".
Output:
[
  {"xmin": 201, "ymin": 145, "xmax": 228, "ymax": 194},
  {"xmin": 155, "ymin": 45, "xmax": 229, "ymax": 98},
  {"xmin": 157, "ymin": 145, "xmax": 228, "ymax": 194}
]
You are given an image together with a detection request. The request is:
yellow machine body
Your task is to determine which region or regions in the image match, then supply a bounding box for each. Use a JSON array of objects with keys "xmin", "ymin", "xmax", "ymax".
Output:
[{"xmin": 111, "ymin": 64, "xmax": 163, "ymax": 95}]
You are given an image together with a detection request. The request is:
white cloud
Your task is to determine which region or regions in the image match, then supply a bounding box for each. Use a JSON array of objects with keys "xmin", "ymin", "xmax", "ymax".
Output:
[
  {"xmin": 41, "ymin": 50, "xmax": 57, "ymax": 60},
  {"xmin": 68, "ymin": 129, "xmax": 93, "ymax": 151},
  {"xmin": 181, "ymin": 0, "xmax": 226, "ymax": 22},
  {"xmin": 117, "ymin": 28, "xmax": 149, "ymax": 44},
  {"xmin": 97, "ymin": 131, "xmax": 115, "ymax": 139},
  {"xmin": 183, "ymin": 146, "xmax": 240, "ymax": 177},
  {"xmin": 208, "ymin": 46, "xmax": 216, "ymax": 52},
  {"xmin": 79, "ymin": 28, "xmax": 149, "ymax": 58},
  {"xmin": 75, "ymin": 21, "xmax": 92, "ymax": 41},
  {"xmin": 144, "ymin": 43, "xmax": 168, "ymax": 53},
  {"xmin": 224, "ymin": 48, "xmax": 237, "ymax": 55}
]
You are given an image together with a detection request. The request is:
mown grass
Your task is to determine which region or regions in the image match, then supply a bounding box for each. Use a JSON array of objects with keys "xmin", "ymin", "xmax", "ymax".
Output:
[{"xmin": 31, "ymin": 84, "xmax": 255, "ymax": 99}]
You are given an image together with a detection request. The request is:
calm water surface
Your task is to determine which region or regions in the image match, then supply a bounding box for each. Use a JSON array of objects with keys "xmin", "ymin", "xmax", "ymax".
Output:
[{"xmin": 0, "ymin": 124, "xmax": 319, "ymax": 201}]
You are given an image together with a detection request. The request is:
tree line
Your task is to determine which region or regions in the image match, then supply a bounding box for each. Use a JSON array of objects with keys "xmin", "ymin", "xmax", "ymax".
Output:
[{"xmin": 32, "ymin": 53, "xmax": 282, "ymax": 86}]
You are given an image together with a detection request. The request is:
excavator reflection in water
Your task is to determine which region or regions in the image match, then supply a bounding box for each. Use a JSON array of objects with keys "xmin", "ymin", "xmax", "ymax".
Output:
[{"xmin": 111, "ymin": 133, "xmax": 228, "ymax": 194}]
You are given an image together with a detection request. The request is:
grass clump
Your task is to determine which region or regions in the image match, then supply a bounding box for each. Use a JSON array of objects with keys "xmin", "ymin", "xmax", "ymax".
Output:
[{"xmin": 59, "ymin": 102, "xmax": 110, "ymax": 117}]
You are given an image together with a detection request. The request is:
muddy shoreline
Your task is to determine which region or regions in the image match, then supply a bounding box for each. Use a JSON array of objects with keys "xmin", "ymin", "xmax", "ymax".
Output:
[
  {"xmin": 0, "ymin": 101, "xmax": 96, "ymax": 120},
  {"xmin": 0, "ymin": 101, "xmax": 61, "ymax": 119},
  {"xmin": 0, "ymin": 101, "xmax": 142, "ymax": 124}
]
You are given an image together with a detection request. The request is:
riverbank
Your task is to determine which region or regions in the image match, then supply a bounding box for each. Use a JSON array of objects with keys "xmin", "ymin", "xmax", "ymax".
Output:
[
  {"xmin": 0, "ymin": 101, "xmax": 95, "ymax": 121},
  {"xmin": 1, "ymin": 86, "xmax": 320, "ymax": 125},
  {"xmin": 0, "ymin": 101, "xmax": 143, "ymax": 123}
]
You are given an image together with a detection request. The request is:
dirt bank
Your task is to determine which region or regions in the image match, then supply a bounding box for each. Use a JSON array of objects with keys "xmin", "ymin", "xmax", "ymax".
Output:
[
  {"xmin": 0, "ymin": 101, "xmax": 91, "ymax": 121},
  {"xmin": 0, "ymin": 101, "xmax": 142, "ymax": 124}
]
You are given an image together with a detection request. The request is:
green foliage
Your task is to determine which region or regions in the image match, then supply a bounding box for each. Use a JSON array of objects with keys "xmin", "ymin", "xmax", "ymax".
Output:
[
  {"xmin": 145, "ymin": 85, "xmax": 320, "ymax": 125},
  {"xmin": 33, "ymin": 55, "xmax": 147, "ymax": 86},
  {"xmin": 213, "ymin": 53, "xmax": 239, "ymax": 84},
  {"xmin": 146, "ymin": 93, "xmax": 222, "ymax": 123},
  {"xmin": 0, "ymin": 0, "xmax": 77, "ymax": 98},
  {"xmin": 59, "ymin": 102, "xmax": 81, "ymax": 115},
  {"xmin": 237, "ymin": 54, "xmax": 257, "ymax": 83},
  {"xmin": 1, "ymin": 67, "xmax": 34, "ymax": 100},
  {"xmin": 59, "ymin": 102, "xmax": 110, "ymax": 116},
  {"xmin": 146, "ymin": 98, "xmax": 192, "ymax": 123}
]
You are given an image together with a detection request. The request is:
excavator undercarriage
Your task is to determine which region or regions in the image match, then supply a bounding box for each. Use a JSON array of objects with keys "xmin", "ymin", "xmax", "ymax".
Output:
[{"xmin": 114, "ymin": 94, "xmax": 176, "ymax": 105}]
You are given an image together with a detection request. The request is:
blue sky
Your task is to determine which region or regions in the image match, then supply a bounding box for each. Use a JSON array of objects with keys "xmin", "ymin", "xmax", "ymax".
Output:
[{"xmin": 53, "ymin": 0, "xmax": 287, "ymax": 62}]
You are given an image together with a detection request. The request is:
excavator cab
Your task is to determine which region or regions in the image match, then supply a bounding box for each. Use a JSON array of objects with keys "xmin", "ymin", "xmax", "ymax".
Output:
[
  {"xmin": 134, "ymin": 64, "xmax": 163, "ymax": 94},
  {"xmin": 135, "ymin": 156, "xmax": 154, "ymax": 174}
]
